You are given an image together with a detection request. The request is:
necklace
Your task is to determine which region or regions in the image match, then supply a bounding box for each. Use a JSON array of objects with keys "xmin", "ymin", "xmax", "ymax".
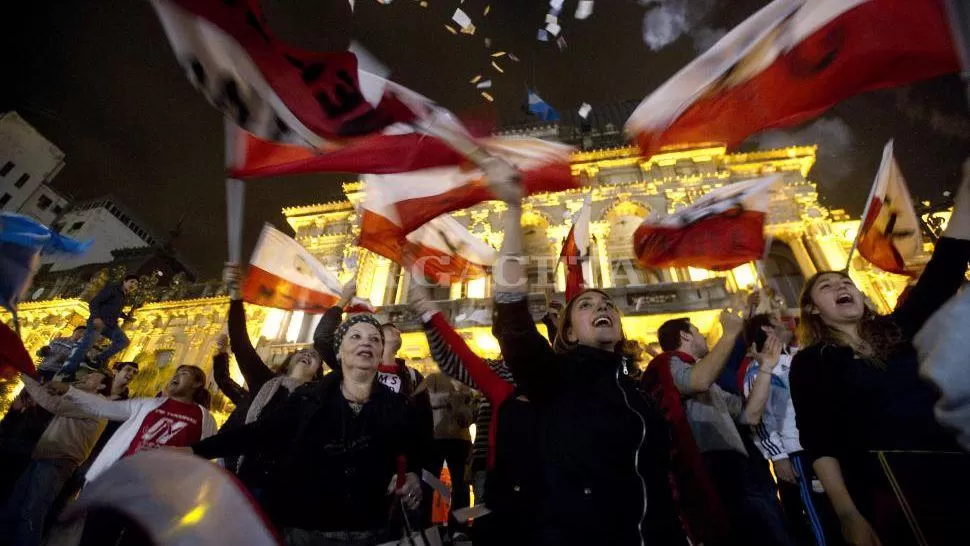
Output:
[{"xmin": 341, "ymin": 383, "xmax": 369, "ymax": 415}]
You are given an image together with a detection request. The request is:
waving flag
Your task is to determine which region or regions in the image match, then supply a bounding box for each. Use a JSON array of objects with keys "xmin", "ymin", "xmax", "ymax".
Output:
[
  {"xmin": 634, "ymin": 177, "xmax": 780, "ymax": 271},
  {"xmin": 560, "ymin": 195, "xmax": 592, "ymax": 300},
  {"xmin": 853, "ymin": 141, "xmax": 922, "ymax": 274},
  {"xmin": 150, "ymin": 0, "xmax": 419, "ymax": 148},
  {"xmin": 625, "ymin": 0, "xmax": 960, "ymax": 156},
  {"xmin": 359, "ymin": 185, "xmax": 497, "ymax": 285},
  {"xmin": 242, "ymin": 224, "xmax": 344, "ymax": 312},
  {"xmin": 226, "ymin": 125, "xmax": 470, "ymax": 178},
  {"xmin": 366, "ymin": 138, "xmax": 576, "ymax": 235}
]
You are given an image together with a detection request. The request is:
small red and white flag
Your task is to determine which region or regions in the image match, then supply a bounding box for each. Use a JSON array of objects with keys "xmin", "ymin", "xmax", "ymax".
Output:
[
  {"xmin": 366, "ymin": 138, "xmax": 577, "ymax": 235},
  {"xmin": 559, "ymin": 195, "xmax": 592, "ymax": 300},
  {"xmin": 854, "ymin": 140, "xmax": 922, "ymax": 275},
  {"xmin": 151, "ymin": 0, "xmax": 420, "ymax": 147},
  {"xmin": 359, "ymin": 187, "xmax": 497, "ymax": 285},
  {"xmin": 242, "ymin": 223, "xmax": 344, "ymax": 312},
  {"xmin": 634, "ymin": 176, "xmax": 781, "ymax": 271},
  {"xmin": 625, "ymin": 0, "xmax": 960, "ymax": 156}
]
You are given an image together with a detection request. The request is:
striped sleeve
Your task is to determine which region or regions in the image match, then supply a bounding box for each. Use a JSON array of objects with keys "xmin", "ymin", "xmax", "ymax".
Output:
[{"xmin": 423, "ymin": 314, "xmax": 478, "ymax": 390}]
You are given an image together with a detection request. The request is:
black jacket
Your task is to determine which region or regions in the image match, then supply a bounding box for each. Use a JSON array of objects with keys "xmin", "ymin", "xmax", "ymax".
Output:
[
  {"xmin": 192, "ymin": 372, "xmax": 429, "ymax": 533},
  {"xmin": 88, "ymin": 283, "xmax": 128, "ymax": 325},
  {"xmin": 489, "ymin": 296, "xmax": 685, "ymax": 546}
]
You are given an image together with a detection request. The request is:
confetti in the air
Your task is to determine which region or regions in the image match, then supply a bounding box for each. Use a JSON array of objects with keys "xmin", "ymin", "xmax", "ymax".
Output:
[
  {"xmin": 453, "ymin": 8, "xmax": 473, "ymax": 30},
  {"xmin": 550, "ymin": 0, "xmax": 564, "ymax": 10},
  {"xmin": 546, "ymin": 22, "xmax": 561, "ymax": 36},
  {"xmin": 349, "ymin": 0, "xmax": 355, "ymax": 12},
  {"xmin": 491, "ymin": 60, "xmax": 505, "ymax": 73},
  {"xmin": 537, "ymin": 28, "xmax": 549, "ymax": 41},
  {"xmin": 545, "ymin": 14, "xmax": 558, "ymax": 24},
  {"xmin": 470, "ymin": 74, "xmax": 483, "ymax": 83},
  {"xmin": 461, "ymin": 24, "xmax": 477, "ymax": 35},
  {"xmin": 481, "ymin": 92, "xmax": 494, "ymax": 102},
  {"xmin": 445, "ymin": 24, "xmax": 458, "ymax": 34},
  {"xmin": 483, "ymin": 5, "xmax": 490, "ymax": 16},
  {"xmin": 420, "ymin": 1, "xmax": 427, "ymax": 6},
  {"xmin": 476, "ymin": 79, "xmax": 492, "ymax": 89},
  {"xmin": 556, "ymin": 36, "xmax": 567, "ymax": 50},
  {"xmin": 508, "ymin": 53, "xmax": 520, "ymax": 62},
  {"xmin": 491, "ymin": 51, "xmax": 505, "ymax": 58},
  {"xmin": 575, "ymin": 1, "xmax": 594, "ymax": 19},
  {"xmin": 578, "ymin": 102, "xmax": 592, "ymax": 118},
  {"xmin": 484, "ymin": 37, "xmax": 492, "ymax": 48}
]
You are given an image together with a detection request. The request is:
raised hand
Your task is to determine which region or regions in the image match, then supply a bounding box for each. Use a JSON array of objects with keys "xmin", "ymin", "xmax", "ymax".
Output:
[
  {"xmin": 481, "ymin": 156, "xmax": 523, "ymax": 204},
  {"xmin": 339, "ymin": 279, "xmax": 357, "ymax": 307},
  {"xmin": 753, "ymin": 332, "xmax": 783, "ymax": 372},
  {"xmin": 408, "ymin": 281, "xmax": 438, "ymax": 316}
]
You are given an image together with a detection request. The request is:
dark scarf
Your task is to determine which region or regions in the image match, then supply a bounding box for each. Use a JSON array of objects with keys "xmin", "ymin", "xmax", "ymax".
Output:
[{"xmin": 641, "ymin": 350, "xmax": 729, "ymax": 544}]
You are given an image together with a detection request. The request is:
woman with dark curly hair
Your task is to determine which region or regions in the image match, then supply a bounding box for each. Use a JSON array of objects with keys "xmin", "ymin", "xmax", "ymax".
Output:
[{"xmin": 789, "ymin": 166, "xmax": 970, "ymax": 546}]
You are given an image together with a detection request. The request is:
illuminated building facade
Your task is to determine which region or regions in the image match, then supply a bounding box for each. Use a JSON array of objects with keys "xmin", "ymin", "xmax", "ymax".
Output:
[{"xmin": 1, "ymin": 142, "xmax": 930, "ymax": 419}]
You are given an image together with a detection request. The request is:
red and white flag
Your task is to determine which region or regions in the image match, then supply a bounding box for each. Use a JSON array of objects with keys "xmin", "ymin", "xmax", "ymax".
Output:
[
  {"xmin": 359, "ymin": 188, "xmax": 497, "ymax": 285},
  {"xmin": 559, "ymin": 195, "xmax": 592, "ymax": 300},
  {"xmin": 364, "ymin": 138, "xmax": 577, "ymax": 235},
  {"xmin": 227, "ymin": 127, "xmax": 472, "ymax": 178},
  {"xmin": 625, "ymin": 0, "xmax": 960, "ymax": 156},
  {"xmin": 634, "ymin": 177, "xmax": 781, "ymax": 271},
  {"xmin": 855, "ymin": 141, "xmax": 922, "ymax": 274},
  {"xmin": 242, "ymin": 224, "xmax": 344, "ymax": 312},
  {"xmin": 150, "ymin": 0, "xmax": 421, "ymax": 148},
  {"xmin": 345, "ymin": 296, "xmax": 377, "ymax": 314}
]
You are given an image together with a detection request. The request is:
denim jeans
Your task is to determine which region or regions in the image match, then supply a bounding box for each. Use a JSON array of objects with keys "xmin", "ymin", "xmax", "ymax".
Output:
[
  {"xmin": 60, "ymin": 318, "xmax": 129, "ymax": 375},
  {"xmin": 703, "ymin": 450, "xmax": 794, "ymax": 546},
  {"xmin": 0, "ymin": 458, "xmax": 77, "ymax": 546}
]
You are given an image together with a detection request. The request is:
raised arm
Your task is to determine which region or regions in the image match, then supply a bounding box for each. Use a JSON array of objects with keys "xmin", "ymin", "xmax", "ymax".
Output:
[
  {"xmin": 739, "ymin": 334, "xmax": 782, "ymax": 425},
  {"xmin": 740, "ymin": 358, "xmax": 787, "ymax": 461},
  {"xmin": 680, "ymin": 311, "xmax": 743, "ymax": 394},
  {"xmin": 62, "ymin": 384, "xmax": 137, "ymax": 422},
  {"xmin": 212, "ymin": 336, "xmax": 249, "ymax": 406},
  {"xmin": 894, "ymin": 164, "xmax": 970, "ymax": 338},
  {"xmin": 21, "ymin": 376, "xmax": 98, "ymax": 420},
  {"xmin": 312, "ymin": 280, "xmax": 356, "ymax": 370}
]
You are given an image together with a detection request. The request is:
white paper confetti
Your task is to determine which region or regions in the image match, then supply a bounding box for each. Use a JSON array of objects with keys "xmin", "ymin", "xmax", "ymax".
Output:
[
  {"xmin": 545, "ymin": 13, "xmax": 558, "ymax": 24},
  {"xmin": 578, "ymin": 102, "xmax": 592, "ymax": 118},
  {"xmin": 549, "ymin": 0, "xmax": 565, "ymax": 10},
  {"xmin": 508, "ymin": 52, "xmax": 520, "ymax": 62},
  {"xmin": 490, "ymin": 60, "xmax": 504, "ymax": 73},
  {"xmin": 546, "ymin": 22, "xmax": 561, "ymax": 36},
  {"xmin": 444, "ymin": 24, "xmax": 458, "ymax": 34},
  {"xmin": 348, "ymin": 0, "xmax": 355, "ymax": 12},
  {"xmin": 476, "ymin": 79, "xmax": 492, "ymax": 89},
  {"xmin": 452, "ymin": 8, "xmax": 473, "ymax": 30},
  {"xmin": 469, "ymin": 74, "xmax": 482, "ymax": 84},
  {"xmin": 575, "ymin": 0, "xmax": 594, "ymax": 20},
  {"xmin": 484, "ymin": 37, "xmax": 492, "ymax": 48},
  {"xmin": 483, "ymin": 5, "xmax": 490, "ymax": 16},
  {"xmin": 491, "ymin": 51, "xmax": 505, "ymax": 58},
  {"xmin": 556, "ymin": 36, "xmax": 567, "ymax": 50},
  {"xmin": 480, "ymin": 91, "xmax": 494, "ymax": 102},
  {"xmin": 461, "ymin": 24, "xmax": 477, "ymax": 35},
  {"xmin": 537, "ymin": 29, "xmax": 549, "ymax": 41}
]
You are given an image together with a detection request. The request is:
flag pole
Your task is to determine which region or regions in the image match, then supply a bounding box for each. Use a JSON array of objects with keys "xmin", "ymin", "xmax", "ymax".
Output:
[
  {"xmin": 224, "ymin": 120, "xmax": 245, "ymax": 266},
  {"xmin": 943, "ymin": 0, "xmax": 970, "ymax": 105},
  {"xmin": 845, "ymin": 168, "xmax": 882, "ymax": 272}
]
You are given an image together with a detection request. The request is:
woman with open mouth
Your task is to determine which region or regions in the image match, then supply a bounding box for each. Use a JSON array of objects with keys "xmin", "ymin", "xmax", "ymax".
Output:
[
  {"xmin": 213, "ymin": 263, "xmax": 326, "ymax": 510},
  {"xmin": 486, "ymin": 187, "xmax": 685, "ymax": 546},
  {"xmin": 789, "ymin": 165, "xmax": 970, "ymax": 546},
  {"xmin": 190, "ymin": 313, "xmax": 428, "ymax": 546}
]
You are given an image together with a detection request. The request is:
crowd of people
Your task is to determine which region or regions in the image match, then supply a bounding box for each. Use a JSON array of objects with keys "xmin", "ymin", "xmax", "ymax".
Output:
[{"xmin": 0, "ymin": 166, "xmax": 969, "ymax": 546}]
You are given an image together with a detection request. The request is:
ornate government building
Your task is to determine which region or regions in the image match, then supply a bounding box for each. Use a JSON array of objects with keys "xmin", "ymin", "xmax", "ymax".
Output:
[{"xmin": 1, "ymin": 135, "xmax": 938, "ymax": 421}]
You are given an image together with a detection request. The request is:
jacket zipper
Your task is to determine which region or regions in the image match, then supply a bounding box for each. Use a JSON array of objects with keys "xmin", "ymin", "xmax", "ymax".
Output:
[{"xmin": 616, "ymin": 361, "xmax": 648, "ymax": 546}]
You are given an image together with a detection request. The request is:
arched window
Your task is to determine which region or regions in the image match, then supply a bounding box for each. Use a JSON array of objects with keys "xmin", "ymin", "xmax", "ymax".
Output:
[{"xmin": 764, "ymin": 242, "xmax": 805, "ymax": 307}]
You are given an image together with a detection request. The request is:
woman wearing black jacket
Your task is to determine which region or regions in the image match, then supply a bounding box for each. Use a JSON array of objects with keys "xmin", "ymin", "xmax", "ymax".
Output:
[
  {"xmin": 790, "ymin": 167, "xmax": 970, "ymax": 546},
  {"xmin": 191, "ymin": 313, "xmax": 427, "ymax": 545},
  {"xmin": 486, "ymin": 191, "xmax": 685, "ymax": 546}
]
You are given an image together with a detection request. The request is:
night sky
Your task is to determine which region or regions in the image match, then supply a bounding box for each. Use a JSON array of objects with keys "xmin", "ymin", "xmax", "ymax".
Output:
[{"xmin": 3, "ymin": 0, "xmax": 969, "ymax": 277}]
